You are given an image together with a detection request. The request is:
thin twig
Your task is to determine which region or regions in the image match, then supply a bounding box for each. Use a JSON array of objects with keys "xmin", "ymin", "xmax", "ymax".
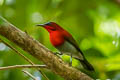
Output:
[
  {"xmin": 0, "ymin": 38, "xmax": 49, "ymax": 80},
  {"xmin": 0, "ymin": 38, "xmax": 34, "ymax": 64},
  {"xmin": 0, "ymin": 65, "xmax": 46, "ymax": 70},
  {"xmin": 22, "ymin": 70, "xmax": 37, "ymax": 80}
]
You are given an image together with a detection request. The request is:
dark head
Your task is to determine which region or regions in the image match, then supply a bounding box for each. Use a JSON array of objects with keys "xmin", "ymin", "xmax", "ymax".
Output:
[{"xmin": 36, "ymin": 22, "xmax": 63, "ymax": 33}]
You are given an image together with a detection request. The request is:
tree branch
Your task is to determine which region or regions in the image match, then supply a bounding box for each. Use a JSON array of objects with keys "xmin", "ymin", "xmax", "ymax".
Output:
[
  {"xmin": 0, "ymin": 16, "xmax": 93, "ymax": 80},
  {"xmin": 0, "ymin": 38, "xmax": 49, "ymax": 80},
  {"xmin": 22, "ymin": 70, "xmax": 38, "ymax": 80},
  {"xmin": 0, "ymin": 65, "xmax": 46, "ymax": 70}
]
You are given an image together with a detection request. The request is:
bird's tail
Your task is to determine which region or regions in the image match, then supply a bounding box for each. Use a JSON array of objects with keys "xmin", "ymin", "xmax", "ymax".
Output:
[{"xmin": 76, "ymin": 58, "xmax": 94, "ymax": 71}]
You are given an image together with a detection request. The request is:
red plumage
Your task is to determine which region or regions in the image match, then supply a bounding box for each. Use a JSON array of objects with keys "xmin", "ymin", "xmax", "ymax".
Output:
[
  {"xmin": 44, "ymin": 22, "xmax": 72, "ymax": 47},
  {"xmin": 50, "ymin": 31, "xmax": 65, "ymax": 46}
]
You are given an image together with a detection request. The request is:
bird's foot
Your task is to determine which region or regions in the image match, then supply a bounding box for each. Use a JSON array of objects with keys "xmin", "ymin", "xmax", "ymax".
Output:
[
  {"xmin": 69, "ymin": 59, "xmax": 72, "ymax": 66},
  {"xmin": 69, "ymin": 55, "xmax": 73, "ymax": 66},
  {"xmin": 53, "ymin": 52, "xmax": 62, "ymax": 58},
  {"xmin": 69, "ymin": 62, "xmax": 72, "ymax": 66},
  {"xmin": 54, "ymin": 52, "xmax": 63, "ymax": 55},
  {"xmin": 69, "ymin": 54, "xmax": 72, "ymax": 66}
]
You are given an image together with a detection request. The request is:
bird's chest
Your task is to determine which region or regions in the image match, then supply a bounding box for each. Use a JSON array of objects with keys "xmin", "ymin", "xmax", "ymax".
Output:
[{"xmin": 50, "ymin": 32, "xmax": 64, "ymax": 46}]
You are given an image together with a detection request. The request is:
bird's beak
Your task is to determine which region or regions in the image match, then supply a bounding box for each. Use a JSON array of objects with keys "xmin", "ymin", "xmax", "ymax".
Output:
[
  {"xmin": 36, "ymin": 22, "xmax": 51, "ymax": 27},
  {"xmin": 36, "ymin": 24, "xmax": 45, "ymax": 27}
]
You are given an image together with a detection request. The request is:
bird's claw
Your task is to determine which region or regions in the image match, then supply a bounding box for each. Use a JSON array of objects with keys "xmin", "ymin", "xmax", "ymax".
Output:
[
  {"xmin": 69, "ymin": 58, "xmax": 72, "ymax": 66},
  {"xmin": 53, "ymin": 52, "xmax": 62, "ymax": 59},
  {"xmin": 69, "ymin": 54, "xmax": 72, "ymax": 66},
  {"xmin": 69, "ymin": 62, "xmax": 72, "ymax": 66},
  {"xmin": 54, "ymin": 52, "xmax": 63, "ymax": 55}
]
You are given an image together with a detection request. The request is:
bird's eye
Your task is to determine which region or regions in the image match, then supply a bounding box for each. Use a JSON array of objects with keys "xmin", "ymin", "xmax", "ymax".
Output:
[{"xmin": 46, "ymin": 22, "xmax": 51, "ymax": 25}]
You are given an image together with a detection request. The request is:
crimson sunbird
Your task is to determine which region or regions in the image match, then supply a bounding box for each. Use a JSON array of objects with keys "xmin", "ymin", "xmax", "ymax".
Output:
[{"xmin": 36, "ymin": 22, "xmax": 94, "ymax": 71}]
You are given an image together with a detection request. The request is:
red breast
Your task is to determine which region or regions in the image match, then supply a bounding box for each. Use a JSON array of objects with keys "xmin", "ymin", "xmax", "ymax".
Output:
[{"xmin": 50, "ymin": 31, "xmax": 65, "ymax": 47}]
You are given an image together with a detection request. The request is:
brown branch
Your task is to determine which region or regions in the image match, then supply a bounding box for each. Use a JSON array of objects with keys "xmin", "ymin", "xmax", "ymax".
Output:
[
  {"xmin": 0, "ymin": 38, "xmax": 49, "ymax": 80},
  {"xmin": 0, "ymin": 65, "xmax": 46, "ymax": 70},
  {"xmin": 0, "ymin": 16, "xmax": 93, "ymax": 80},
  {"xmin": 0, "ymin": 39, "xmax": 34, "ymax": 64}
]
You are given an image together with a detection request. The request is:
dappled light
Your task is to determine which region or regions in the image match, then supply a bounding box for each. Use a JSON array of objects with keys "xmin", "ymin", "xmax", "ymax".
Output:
[{"xmin": 0, "ymin": 43, "xmax": 6, "ymax": 51}]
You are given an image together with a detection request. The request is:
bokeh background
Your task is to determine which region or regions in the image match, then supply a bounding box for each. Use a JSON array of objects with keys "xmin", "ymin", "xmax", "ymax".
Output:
[{"xmin": 0, "ymin": 0, "xmax": 120, "ymax": 80}]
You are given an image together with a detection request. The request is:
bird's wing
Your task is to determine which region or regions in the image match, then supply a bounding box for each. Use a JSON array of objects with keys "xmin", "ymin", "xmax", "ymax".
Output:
[{"xmin": 63, "ymin": 32, "xmax": 84, "ymax": 55}]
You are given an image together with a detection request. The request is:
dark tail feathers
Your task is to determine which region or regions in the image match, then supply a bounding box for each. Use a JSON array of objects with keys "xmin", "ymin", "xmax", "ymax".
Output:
[{"xmin": 77, "ymin": 58, "xmax": 94, "ymax": 71}]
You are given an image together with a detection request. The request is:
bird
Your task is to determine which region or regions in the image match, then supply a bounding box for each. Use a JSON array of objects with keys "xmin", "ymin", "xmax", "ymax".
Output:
[{"xmin": 36, "ymin": 22, "xmax": 94, "ymax": 71}]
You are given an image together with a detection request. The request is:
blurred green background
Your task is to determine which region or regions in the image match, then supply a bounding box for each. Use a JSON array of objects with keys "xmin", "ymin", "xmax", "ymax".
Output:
[{"xmin": 0, "ymin": 0, "xmax": 120, "ymax": 80}]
